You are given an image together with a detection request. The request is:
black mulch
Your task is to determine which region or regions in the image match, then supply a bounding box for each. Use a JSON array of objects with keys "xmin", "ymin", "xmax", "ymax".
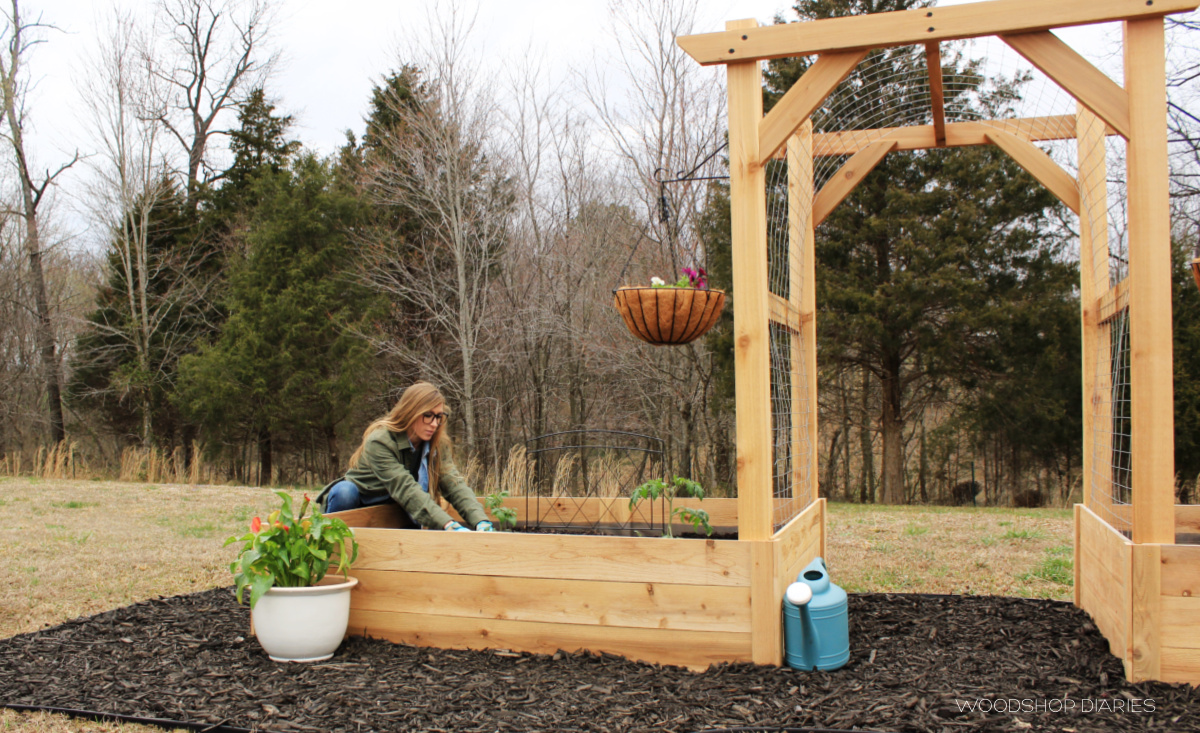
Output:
[{"xmin": 1, "ymin": 590, "xmax": 1197, "ymax": 733}]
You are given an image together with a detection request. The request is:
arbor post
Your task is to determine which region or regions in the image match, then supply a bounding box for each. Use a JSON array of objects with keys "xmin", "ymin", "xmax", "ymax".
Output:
[
  {"xmin": 1124, "ymin": 18, "xmax": 1175, "ymax": 545},
  {"xmin": 727, "ymin": 18, "xmax": 773, "ymax": 542}
]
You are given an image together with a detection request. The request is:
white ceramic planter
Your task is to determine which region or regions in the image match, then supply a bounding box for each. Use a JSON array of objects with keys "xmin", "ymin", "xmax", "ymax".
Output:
[{"xmin": 251, "ymin": 575, "xmax": 358, "ymax": 662}]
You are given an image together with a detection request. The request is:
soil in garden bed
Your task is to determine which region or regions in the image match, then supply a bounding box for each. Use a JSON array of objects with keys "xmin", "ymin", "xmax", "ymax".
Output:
[
  {"xmin": 2, "ymin": 590, "xmax": 1196, "ymax": 733},
  {"xmin": 514, "ymin": 524, "xmax": 738, "ymax": 540}
]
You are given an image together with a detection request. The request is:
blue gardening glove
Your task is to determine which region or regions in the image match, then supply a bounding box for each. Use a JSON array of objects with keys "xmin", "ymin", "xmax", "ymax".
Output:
[
  {"xmin": 444, "ymin": 521, "xmax": 472, "ymax": 532},
  {"xmin": 476, "ymin": 520, "xmax": 495, "ymax": 532}
]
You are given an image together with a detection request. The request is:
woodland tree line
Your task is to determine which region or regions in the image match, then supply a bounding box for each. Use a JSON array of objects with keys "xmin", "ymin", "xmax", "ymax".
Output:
[{"xmin": 2, "ymin": 0, "xmax": 1200, "ymax": 505}]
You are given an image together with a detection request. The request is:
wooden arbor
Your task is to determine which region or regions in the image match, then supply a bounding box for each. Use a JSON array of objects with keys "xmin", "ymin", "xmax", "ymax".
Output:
[{"xmin": 678, "ymin": 0, "xmax": 1200, "ymax": 684}]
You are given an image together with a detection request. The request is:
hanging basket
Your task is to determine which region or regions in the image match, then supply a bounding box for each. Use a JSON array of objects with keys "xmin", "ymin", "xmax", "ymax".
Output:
[{"xmin": 613, "ymin": 287, "xmax": 726, "ymax": 346}]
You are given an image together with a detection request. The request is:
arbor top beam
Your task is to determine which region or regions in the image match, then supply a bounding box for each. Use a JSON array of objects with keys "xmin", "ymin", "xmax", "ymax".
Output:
[{"xmin": 676, "ymin": 0, "xmax": 1198, "ymax": 65}]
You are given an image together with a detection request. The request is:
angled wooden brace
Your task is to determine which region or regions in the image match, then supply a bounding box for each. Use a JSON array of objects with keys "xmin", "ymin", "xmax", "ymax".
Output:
[
  {"xmin": 812, "ymin": 138, "xmax": 898, "ymax": 226},
  {"xmin": 1001, "ymin": 30, "xmax": 1131, "ymax": 139},
  {"xmin": 758, "ymin": 50, "xmax": 868, "ymax": 165},
  {"xmin": 984, "ymin": 129, "xmax": 1081, "ymax": 214}
]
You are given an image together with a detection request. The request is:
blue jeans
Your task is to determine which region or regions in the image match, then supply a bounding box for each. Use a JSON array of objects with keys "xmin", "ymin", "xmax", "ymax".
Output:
[{"xmin": 324, "ymin": 480, "xmax": 395, "ymax": 513}]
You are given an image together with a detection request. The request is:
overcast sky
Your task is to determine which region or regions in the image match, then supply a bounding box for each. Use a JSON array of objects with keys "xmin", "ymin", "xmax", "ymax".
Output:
[
  {"xmin": 17, "ymin": 0, "xmax": 1124, "ymax": 248},
  {"xmin": 28, "ymin": 0, "xmax": 790, "ymax": 163}
]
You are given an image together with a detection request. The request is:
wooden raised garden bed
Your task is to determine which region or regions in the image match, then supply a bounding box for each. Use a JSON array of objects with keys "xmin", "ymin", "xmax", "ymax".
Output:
[
  {"xmin": 333, "ymin": 498, "xmax": 825, "ymax": 670},
  {"xmin": 1075, "ymin": 504, "xmax": 1200, "ymax": 685}
]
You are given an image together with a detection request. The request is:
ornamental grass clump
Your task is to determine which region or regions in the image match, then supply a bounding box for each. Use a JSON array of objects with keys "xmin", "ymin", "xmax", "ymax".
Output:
[{"xmin": 225, "ymin": 491, "xmax": 359, "ymax": 608}]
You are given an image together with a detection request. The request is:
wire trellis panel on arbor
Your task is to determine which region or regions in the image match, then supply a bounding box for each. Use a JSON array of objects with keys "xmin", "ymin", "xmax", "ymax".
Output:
[{"xmin": 766, "ymin": 132, "xmax": 817, "ymax": 531}]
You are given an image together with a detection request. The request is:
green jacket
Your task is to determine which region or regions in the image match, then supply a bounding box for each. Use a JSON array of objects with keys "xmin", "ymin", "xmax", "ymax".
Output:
[{"xmin": 318, "ymin": 428, "xmax": 488, "ymax": 529}]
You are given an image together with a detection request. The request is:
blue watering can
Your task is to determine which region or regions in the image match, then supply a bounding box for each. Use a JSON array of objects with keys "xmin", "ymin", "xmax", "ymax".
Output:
[{"xmin": 782, "ymin": 557, "xmax": 849, "ymax": 671}]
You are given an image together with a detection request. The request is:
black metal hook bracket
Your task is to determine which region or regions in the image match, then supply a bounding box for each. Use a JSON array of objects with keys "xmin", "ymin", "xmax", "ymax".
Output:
[{"xmin": 652, "ymin": 142, "xmax": 730, "ymax": 223}]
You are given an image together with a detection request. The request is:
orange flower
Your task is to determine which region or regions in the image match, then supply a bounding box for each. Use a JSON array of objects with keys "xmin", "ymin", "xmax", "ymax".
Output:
[{"xmin": 250, "ymin": 516, "xmax": 262, "ymax": 533}]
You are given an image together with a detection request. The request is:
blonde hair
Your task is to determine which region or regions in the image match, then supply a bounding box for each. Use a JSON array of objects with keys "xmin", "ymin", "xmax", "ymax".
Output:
[{"xmin": 349, "ymin": 381, "xmax": 453, "ymax": 502}]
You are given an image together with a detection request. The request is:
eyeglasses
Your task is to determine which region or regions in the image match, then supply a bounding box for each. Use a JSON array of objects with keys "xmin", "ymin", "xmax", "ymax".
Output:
[{"xmin": 421, "ymin": 411, "xmax": 447, "ymax": 425}]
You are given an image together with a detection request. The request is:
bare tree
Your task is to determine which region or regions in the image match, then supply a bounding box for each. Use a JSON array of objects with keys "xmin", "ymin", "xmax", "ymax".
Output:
[
  {"xmin": 1168, "ymin": 15, "xmax": 1200, "ymax": 227},
  {"xmin": 0, "ymin": 201, "xmax": 94, "ymax": 459},
  {"xmin": 582, "ymin": 0, "xmax": 725, "ymax": 279},
  {"xmin": 74, "ymin": 12, "xmax": 219, "ymax": 447},
  {"xmin": 360, "ymin": 8, "xmax": 510, "ymax": 452},
  {"xmin": 141, "ymin": 0, "xmax": 277, "ymax": 203},
  {"xmin": 579, "ymin": 0, "xmax": 729, "ymax": 479},
  {"xmin": 0, "ymin": 0, "xmax": 77, "ymax": 445},
  {"xmin": 495, "ymin": 58, "xmax": 630, "ymax": 443}
]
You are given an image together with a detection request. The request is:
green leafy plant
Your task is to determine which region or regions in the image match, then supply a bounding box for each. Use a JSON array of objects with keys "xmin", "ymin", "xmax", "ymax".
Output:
[
  {"xmin": 629, "ymin": 476, "xmax": 712, "ymax": 538},
  {"xmin": 224, "ymin": 491, "xmax": 359, "ymax": 608},
  {"xmin": 485, "ymin": 490, "xmax": 518, "ymax": 531}
]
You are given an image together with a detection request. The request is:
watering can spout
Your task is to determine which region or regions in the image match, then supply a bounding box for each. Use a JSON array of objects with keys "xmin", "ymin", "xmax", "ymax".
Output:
[{"xmin": 782, "ymin": 556, "xmax": 849, "ymax": 671}]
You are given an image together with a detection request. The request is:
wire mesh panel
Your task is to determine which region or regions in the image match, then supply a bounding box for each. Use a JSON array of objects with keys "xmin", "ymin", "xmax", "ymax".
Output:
[
  {"xmin": 770, "ymin": 35, "xmax": 1132, "ymax": 517},
  {"xmin": 1077, "ymin": 100, "xmax": 1133, "ymax": 535},
  {"xmin": 524, "ymin": 430, "xmax": 666, "ymax": 534},
  {"xmin": 766, "ymin": 150, "xmax": 815, "ymax": 531}
]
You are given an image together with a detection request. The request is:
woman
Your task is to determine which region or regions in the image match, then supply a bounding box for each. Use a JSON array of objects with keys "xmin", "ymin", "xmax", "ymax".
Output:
[{"xmin": 316, "ymin": 382, "xmax": 493, "ymax": 531}]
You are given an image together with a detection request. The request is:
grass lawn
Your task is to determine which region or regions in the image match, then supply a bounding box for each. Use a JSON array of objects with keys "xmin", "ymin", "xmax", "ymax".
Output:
[{"xmin": 0, "ymin": 477, "xmax": 1075, "ymax": 731}]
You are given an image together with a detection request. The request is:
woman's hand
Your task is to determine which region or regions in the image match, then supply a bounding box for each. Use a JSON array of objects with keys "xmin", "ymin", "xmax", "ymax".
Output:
[
  {"xmin": 443, "ymin": 521, "xmax": 473, "ymax": 532},
  {"xmin": 476, "ymin": 520, "xmax": 495, "ymax": 532}
]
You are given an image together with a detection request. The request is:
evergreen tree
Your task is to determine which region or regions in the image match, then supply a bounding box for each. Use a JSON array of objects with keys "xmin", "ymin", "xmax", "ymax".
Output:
[
  {"xmin": 1172, "ymin": 232, "xmax": 1200, "ymax": 503},
  {"xmin": 696, "ymin": 0, "xmax": 1081, "ymax": 503},
  {"xmin": 209, "ymin": 88, "xmax": 301, "ymax": 215},
  {"xmin": 177, "ymin": 153, "xmax": 379, "ymax": 483},
  {"xmin": 775, "ymin": 0, "xmax": 1078, "ymax": 504},
  {"xmin": 71, "ymin": 89, "xmax": 305, "ymax": 454}
]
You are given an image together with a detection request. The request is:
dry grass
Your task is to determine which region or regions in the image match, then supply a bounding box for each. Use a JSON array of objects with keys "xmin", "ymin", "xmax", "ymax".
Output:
[
  {"xmin": 0, "ymin": 478, "xmax": 1074, "ymax": 731},
  {"xmin": 0, "ymin": 709, "xmax": 184, "ymax": 733},
  {"xmin": 826, "ymin": 501, "xmax": 1075, "ymax": 601},
  {"xmin": 0, "ymin": 477, "xmax": 295, "ymax": 640}
]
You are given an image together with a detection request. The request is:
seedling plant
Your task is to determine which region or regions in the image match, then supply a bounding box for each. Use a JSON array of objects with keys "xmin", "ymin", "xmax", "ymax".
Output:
[
  {"xmin": 629, "ymin": 476, "xmax": 712, "ymax": 538},
  {"xmin": 485, "ymin": 490, "xmax": 518, "ymax": 531}
]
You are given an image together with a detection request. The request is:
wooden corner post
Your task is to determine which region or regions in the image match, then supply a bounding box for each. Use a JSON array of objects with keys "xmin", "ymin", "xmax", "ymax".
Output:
[
  {"xmin": 727, "ymin": 18, "xmax": 773, "ymax": 543},
  {"xmin": 727, "ymin": 18, "xmax": 778, "ymax": 666},
  {"xmin": 1124, "ymin": 18, "xmax": 1175, "ymax": 545}
]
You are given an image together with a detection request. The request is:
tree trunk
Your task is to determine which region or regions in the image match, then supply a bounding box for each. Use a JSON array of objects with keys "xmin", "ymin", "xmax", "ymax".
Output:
[
  {"xmin": 258, "ymin": 428, "xmax": 272, "ymax": 487},
  {"xmin": 840, "ymin": 371, "xmax": 851, "ymax": 503},
  {"xmin": 859, "ymin": 367, "xmax": 874, "ymax": 504},
  {"xmin": 140, "ymin": 392, "xmax": 153, "ymax": 449},
  {"xmin": 325, "ymin": 423, "xmax": 340, "ymax": 475},
  {"xmin": 1, "ymin": 19, "xmax": 64, "ymax": 445},
  {"xmin": 919, "ymin": 417, "xmax": 928, "ymax": 503},
  {"xmin": 879, "ymin": 350, "xmax": 905, "ymax": 505},
  {"xmin": 824, "ymin": 427, "xmax": 842, "ymax": 498},
  {"xmin": 456, "ymin": 251, "xmax": 476, "ymax": 452},
  {"xmin": 680, "ymin": 399, "xmax": 694, "ymax": 479},
  {"xmin": 24, "ymin": 231, "xmax": 64, "ymax": 444}
]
